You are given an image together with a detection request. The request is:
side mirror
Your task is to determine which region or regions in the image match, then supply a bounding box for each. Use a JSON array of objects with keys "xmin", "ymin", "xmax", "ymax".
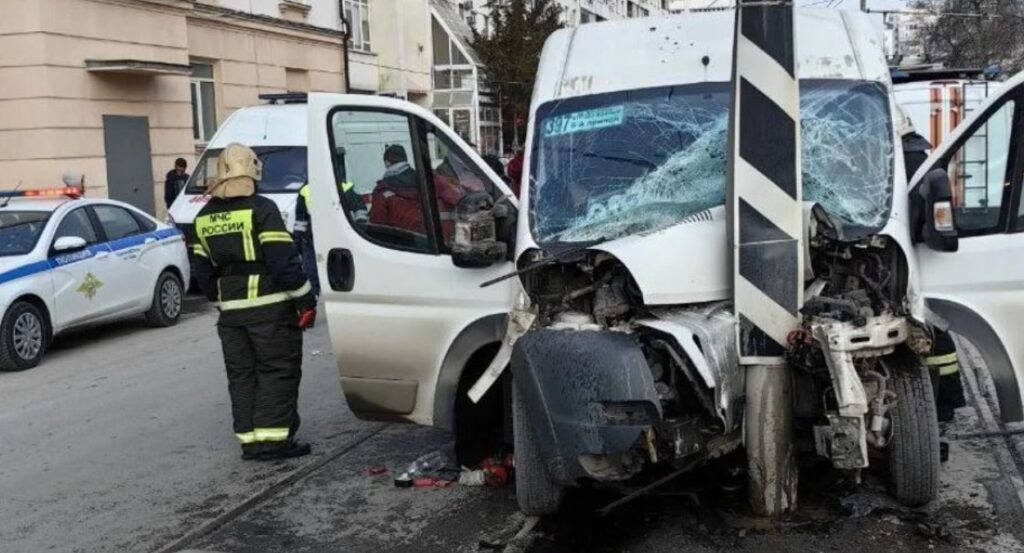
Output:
[
  {"xmin": 53, "ymin": 236, "xmax": 88, "ymax": 252},
  {"xmin": 451, "ymin": 191, "xmax": 514, "ymax": 268},
  {"xmin": 910, "ymin": 169, "xmax": 959, "ymax": 252}
]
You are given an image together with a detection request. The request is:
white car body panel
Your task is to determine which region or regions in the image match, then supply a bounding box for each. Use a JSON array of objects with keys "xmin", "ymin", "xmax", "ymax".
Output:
[
  {"xmin": 913, "ymin": 69, "xmax": 1024, "ymax": 421},
  {"xmin": 307, "ymin": 94, "xmax": 518, "ymax": 425}
]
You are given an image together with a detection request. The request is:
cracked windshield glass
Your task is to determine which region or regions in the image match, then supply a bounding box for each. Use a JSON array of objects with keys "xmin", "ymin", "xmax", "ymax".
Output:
[{"xmin": 529, "ymin": 80, "xmax": 894, "ymax": 243}]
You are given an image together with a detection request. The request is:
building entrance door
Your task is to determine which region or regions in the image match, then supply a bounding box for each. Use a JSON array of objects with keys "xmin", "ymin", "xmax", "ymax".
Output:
[{"xmin": 102, "ymin": 115, "xmax": 155, "ymax": 215}]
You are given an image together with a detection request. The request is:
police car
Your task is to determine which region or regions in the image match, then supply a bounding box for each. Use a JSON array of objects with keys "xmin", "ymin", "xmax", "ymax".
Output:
[{"xmin": 0, "ymin": 187, "xmax": 189, "ymax": 371}]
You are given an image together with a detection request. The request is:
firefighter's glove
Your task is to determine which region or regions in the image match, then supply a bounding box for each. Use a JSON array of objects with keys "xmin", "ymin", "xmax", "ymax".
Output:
[
  {"xmin": 298, "ymin": 307, "xmax": 317, "ymax": 331},
  {"xmin": 295, "ymin": 292, "xmax": 317, "ymax": 330}
]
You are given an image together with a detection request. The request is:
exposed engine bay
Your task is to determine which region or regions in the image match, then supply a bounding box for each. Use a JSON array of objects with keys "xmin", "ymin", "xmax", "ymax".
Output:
[
  {"xmin": 512, "ymin": 247, "xmax": 743, "ymax": 483},
  {"xmin": 500, "ymin": 204, "xmax": 927, "ymax": 487},
  {"xmin": 788, "ymin": 206, "xmax": 929, "ymax": 471}
]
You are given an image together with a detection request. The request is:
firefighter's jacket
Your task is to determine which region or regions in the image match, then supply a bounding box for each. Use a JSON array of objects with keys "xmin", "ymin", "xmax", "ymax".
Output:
[{"xmin": 192, "ymin": 194, "xmax": 312, "ymax": 325}]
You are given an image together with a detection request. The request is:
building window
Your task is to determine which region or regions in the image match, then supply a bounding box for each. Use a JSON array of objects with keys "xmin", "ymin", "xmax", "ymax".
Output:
[
  {"xmin": 343, "ymin": 0, "xmax": 371, "ymax": 52},
  {"xmin": 432, "ymin": 16, "xmax": 473, "ymax": 91},
  {"xmin": 452, "ymin": 109, "xmax": 472, "ymax": 142},
  {"xmin": 190, "ymin": 62, "xmax": 217, "ymax": 143},
  {"xmin": 627, "ymin": 2, "xmax": 649, "ymax": 17}
]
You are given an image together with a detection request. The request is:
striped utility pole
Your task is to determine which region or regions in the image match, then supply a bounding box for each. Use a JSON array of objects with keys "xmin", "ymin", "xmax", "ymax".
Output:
[{"xmin": 727, "ymin": 0, "xmax": 802, "ymax": 516}]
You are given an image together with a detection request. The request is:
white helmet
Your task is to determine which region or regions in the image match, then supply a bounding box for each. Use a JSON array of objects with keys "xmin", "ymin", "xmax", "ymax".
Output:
[
  {"xmin": 208, "ymin": 143, "xmax": 261, "ymax": 198},
  {"xmin": 215, "ymin": 143, "xmax": 262, "ymax": 184},
  {"xmin": 895, "ymin": 103, "xmax": 915, "ymax": 137}
]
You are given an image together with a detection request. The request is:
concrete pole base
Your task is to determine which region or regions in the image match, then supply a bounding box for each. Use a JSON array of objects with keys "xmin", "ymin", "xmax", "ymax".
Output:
[{"xmin": 745, "ymin": 362, "xmax": 798, "ymax": 516}]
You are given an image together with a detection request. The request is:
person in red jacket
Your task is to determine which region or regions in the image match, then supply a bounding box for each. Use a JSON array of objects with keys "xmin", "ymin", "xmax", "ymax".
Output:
[
  {"xmin": 506, "ymin": 149, "xmax": 524, "ymax": 197},
  {"xmin": 369, "ymin": 145, "xmax": 425, "ymax": 235}
]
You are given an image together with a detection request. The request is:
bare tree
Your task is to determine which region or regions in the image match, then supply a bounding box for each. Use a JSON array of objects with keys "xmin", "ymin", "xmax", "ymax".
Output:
[
  {"xmin": 470, "ymin": 0, "xmax": 563, "ymax": 148},
  {"xmin": 915, "ymin": 0, "xmax": 1024, "ymax": 72}
]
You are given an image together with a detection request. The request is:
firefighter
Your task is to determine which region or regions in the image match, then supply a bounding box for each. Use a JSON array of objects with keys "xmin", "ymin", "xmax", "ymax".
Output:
[
  {"xmin": 192, "ymin": 143, "xmax": 317, "ymax": 461},
  {"xmin": 929, "ymin": 328, "xmax": 967, "ymax": 422},
  {"xmin": 293, "ymin": 184, "xmax": 320, "ymax": 298},
  {"xmin": 897, "ymin": 103, "xmax": 932, "ymax": 182},
  {"xmin": 293, "ymin": 147, "xmax": 366, "ymax": 296}
]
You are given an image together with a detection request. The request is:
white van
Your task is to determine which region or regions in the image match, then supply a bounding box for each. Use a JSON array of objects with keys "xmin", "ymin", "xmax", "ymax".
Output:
[
  {"xmin": 167, "ymin": 96, "xmax": 309, "ymax": 246},
  {"xmin": 308, "ymin": 9, "xmax": 1024, "ymax": 515}
]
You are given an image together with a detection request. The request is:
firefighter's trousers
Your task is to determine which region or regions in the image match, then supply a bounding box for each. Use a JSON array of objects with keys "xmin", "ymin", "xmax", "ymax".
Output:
[{"xmin": 217, "ymin": 317, "xmax": 303, "ymax": 450}]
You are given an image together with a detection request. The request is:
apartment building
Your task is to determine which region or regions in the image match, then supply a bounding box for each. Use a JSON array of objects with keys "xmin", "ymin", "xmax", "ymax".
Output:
[
  {"xmin": 0, "ymin": 0, "xmax": 351, "ymax": 215},
  {"xmin": 458, "ymin": 0, "xmax": 670, "ymax": 29}
]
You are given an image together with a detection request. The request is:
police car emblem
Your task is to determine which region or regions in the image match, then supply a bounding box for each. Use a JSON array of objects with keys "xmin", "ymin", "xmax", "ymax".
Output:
[{"xmin": 77, "ymin": 273, "xmax": 104, "ymax": 300}]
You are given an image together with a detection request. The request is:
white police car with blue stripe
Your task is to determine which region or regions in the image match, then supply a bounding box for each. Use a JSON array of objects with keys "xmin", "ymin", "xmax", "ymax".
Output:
[{"xmin": 0, "ymin": 187, "xmax": 189, "ymax": 371}]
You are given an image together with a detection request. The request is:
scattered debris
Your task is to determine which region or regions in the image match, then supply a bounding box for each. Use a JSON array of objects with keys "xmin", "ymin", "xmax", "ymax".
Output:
[{"xmin": 367, "ymin": 466, "xmax": 387, "ymax": 476}]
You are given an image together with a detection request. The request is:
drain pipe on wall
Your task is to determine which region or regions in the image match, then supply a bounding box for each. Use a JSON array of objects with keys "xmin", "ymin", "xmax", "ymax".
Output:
[{"xmin": 341, "ymin": 14, "xmax": 351, "ymax": 92}]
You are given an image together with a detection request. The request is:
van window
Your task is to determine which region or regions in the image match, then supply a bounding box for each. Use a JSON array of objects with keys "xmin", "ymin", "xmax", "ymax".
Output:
[{"xmin": 185, "ymin": 146, "xmax": 308, "ymax": 194}]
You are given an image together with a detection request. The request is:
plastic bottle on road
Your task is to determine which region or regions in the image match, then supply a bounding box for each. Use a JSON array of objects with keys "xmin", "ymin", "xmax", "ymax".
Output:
[{"xmin": 394, "ymin": 450, "xmax": 449, "ymax": 487}]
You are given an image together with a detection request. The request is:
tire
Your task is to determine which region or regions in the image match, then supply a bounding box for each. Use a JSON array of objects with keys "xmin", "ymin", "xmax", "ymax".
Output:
[
  {"xmin": 886, "ymin": 350, "xmax": 940, "ymax": 506},
  {"xmin": 0, "ymin": 301, "xmax": 47, "ymax": 371},
  {"xmin": 513, "ymin": 382, "xmax": 564, "ymax": 515},
  {"xmin": 145, "ymin": 271, "xmax": 183, "ymax": 327}
]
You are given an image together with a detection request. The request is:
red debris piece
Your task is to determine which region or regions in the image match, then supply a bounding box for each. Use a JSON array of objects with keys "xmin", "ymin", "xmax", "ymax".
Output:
[
  {"xmin": 368, "ymin": 467, "xmax": 388, "ymax": 476},
  {"xmin": 412, "ymin": 477, "xmax": 453, "ymax": 488}
]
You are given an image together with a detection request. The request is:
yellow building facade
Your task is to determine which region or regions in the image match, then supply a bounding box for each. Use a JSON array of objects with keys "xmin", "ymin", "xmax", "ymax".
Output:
[{"xmin": 0, "ymin": 0, "xmax": 347, "ymax": 215}]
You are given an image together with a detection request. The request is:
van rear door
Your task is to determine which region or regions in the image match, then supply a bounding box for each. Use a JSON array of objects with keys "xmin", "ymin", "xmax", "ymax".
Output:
[{"xmin": 306, "ymin": 94, "xmax": 518, "ymax": 425}]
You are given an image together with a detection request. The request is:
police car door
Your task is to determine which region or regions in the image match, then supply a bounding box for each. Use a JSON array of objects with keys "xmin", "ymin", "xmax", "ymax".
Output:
[
  {"xmin": 90, "ymin": 204, "xmax": 158, "ymax": 308},
  {"xmin": 49, "ymin": 206, "xmax": 123, "ymax": 328},
  {"xmin": 307, "ymin": 94, "xmax": 518, "ymax": 425},
  {"xmin": 914, "ymin": 73, "xmax": 1024, "ymax": 423}
]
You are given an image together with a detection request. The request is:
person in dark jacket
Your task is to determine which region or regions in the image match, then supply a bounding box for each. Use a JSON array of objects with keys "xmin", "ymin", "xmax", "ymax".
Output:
[
  {"xmin": 369, "ymin": 145, "xmax": 426, "ymax": 235},
  {"xmin": 192, "ymin": 143, "xmax": 316, "ymax": 461},
  {"xmin": 165, "ymin": 158, "xmax": 189, "ymax": 210}
]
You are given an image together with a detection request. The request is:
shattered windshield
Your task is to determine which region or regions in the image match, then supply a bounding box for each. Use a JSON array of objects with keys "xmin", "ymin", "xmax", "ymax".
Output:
[{"xmin": 529, "ymin": 80, "xmax": 894, "ymax": 243}]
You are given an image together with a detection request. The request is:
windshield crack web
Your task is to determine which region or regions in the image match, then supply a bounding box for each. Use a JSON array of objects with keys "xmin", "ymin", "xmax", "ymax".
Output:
[{"xmin": 532, "ymin": 82, "xmax": 892, "ymax": 244}]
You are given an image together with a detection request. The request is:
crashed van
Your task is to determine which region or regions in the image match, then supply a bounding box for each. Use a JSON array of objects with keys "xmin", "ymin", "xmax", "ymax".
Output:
[{"xmin": 307, "ymin": 9, "xmax": 1024, "ymax": 515}]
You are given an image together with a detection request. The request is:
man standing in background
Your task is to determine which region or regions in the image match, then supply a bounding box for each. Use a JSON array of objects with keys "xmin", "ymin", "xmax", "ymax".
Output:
[{"xmin": 165, "ymin": 158, "xmax": 189, "ymax": 210}]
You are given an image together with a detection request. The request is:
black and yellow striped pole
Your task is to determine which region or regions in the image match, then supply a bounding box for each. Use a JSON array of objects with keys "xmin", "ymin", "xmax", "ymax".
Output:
[{"xmin": 727, "ymin": 0, "xmax": 802, "ymax": 515}]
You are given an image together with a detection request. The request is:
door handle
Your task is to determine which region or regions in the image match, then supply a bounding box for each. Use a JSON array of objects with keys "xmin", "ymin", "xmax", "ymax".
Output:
[
  {"xmin": 94, "ymin": 250, "xmax": 110, "ymax": 259},
  {"xmin": 327, "ymin": 248, "xmax": 354, "ymax": 292},
  {"xmin": 144, "ymin": 237, "xmax": 156, "ymax": 244}
]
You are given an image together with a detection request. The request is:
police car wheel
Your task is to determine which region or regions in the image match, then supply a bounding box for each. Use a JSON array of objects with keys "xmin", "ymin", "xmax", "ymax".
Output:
[
  {"xmin": 0, "ymin": 301, "xmax": 46, "ymax": 371},
  {"xmin": 145, "ymin": 271, "xmax": 183, "ymax": 328}
]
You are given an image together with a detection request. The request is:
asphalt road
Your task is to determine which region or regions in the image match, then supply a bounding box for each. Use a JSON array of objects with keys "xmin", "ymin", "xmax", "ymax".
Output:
[{"xmin": 3, "ymin": 297, "xmax": 1024, "ymax": 553}]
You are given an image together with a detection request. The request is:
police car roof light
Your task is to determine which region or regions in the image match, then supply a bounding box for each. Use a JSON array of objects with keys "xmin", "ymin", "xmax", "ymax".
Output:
[{"xmin": 0, "ymin": 186, "xmax": 84, "ymax": 200}]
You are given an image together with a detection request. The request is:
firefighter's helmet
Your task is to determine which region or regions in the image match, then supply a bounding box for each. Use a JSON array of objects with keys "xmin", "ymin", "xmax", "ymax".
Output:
[
  {"xmin": 215, "ymin": 143, "xmax": 262, "ymax": 183},
  {"xmin": 895, "ymin": 103, "xmax": 915, "ymax": 137}
]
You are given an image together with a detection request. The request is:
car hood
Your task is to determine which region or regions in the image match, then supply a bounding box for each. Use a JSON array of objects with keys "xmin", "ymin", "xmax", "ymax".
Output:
[{"xmin": 582, "ymin": 206, "xmax": 732, "ymax": 306}]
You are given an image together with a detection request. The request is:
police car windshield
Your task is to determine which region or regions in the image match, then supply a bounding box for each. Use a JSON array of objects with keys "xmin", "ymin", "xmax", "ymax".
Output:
[
  {"xmin": 0, "ymin": 211, "xmax": 50, "ymax": 256},
  {"xmin": 185, "ymin": 146, "xmax": 308, "ymax": 194}
]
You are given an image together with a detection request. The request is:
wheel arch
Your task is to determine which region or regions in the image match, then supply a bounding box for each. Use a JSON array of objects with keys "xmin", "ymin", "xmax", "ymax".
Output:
[
  {"xmin": 928, "ymin": 298, "xmax": 1023, "ymax": 422},
  {"xmin": 161, "ymin": 264, "xmax": 184, "ymax": 287},
  {"xmin": 10, "ymin": 293, "xmax": 54, "ymax": 342},
  {"xmin": 432, "ymin": 313, "xmax": 507, "ymax": 432}
]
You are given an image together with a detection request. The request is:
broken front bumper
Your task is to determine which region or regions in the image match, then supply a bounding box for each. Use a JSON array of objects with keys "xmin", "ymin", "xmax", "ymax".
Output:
[{"xmin": 511, "ymin": 329, "xmax": 662, "ymax": 484}]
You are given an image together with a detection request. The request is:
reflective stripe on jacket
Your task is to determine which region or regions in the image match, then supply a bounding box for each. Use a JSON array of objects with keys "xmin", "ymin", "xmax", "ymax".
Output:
[{"xmin": 192, "ymin": 194, "xmax": 310, "ymax": 317}]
